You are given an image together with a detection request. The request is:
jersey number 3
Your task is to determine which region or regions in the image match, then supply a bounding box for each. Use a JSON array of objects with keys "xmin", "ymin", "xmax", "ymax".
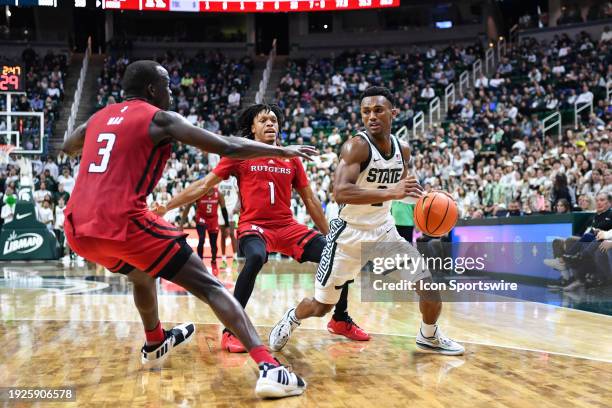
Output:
[{"xmin": 88, "ymin": 133, "xmax": 116, "ymax": 173}]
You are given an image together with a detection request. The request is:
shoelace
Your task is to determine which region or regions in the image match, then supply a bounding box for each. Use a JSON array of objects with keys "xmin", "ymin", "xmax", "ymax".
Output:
[
  {"xmin": 343, "ymin": 316, "xmax": 361, "ymax": 331},
  {"xmin": 274, "ymin": 358, "xmax": 295, "ymax": 373}
]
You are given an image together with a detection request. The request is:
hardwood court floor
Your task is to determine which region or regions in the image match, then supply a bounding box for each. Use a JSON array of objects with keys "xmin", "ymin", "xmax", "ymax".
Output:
[{"xmin": 1, "ymin": 259, "xmax": 611, "ymax": 408}]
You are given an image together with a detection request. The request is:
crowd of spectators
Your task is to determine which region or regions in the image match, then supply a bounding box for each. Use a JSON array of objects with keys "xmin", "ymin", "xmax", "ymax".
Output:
[
  {"xmin": 96, "ymin": 51, "xmax": 254, "ymax": 137},
  {"xmin": 267, "ymin": 33, "xmax": 610, "ymax": 222},
  {"xmin": 0, "ymin": 152, "xmax": 75, "ymax": 254},
  {"xmin": 0, "ymin": 47, "xmax": 67, "ymax": 153},
  {"xmin": 518, "ymin": 2, "xmax": 612, "ymax": 29},
  {"xmin": 0, "ymin": 34, "xmax": 609, "ymax": 266}
]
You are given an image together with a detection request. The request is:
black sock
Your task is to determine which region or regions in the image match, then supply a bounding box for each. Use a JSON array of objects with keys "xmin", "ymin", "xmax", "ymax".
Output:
[{"xmin": 333, "ymin": 284, "xmax": 350, "ymax": 321}]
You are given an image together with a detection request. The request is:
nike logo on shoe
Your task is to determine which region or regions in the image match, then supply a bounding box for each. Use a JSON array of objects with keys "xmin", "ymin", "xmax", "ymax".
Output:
[{"xmin": 16, "ymin": 213, "xmax": 31, "ymax": 220}]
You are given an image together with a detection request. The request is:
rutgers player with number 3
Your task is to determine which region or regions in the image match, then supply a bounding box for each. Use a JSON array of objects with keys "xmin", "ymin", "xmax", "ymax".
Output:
[
  {"xmin": 157, "ymin": 104, "xmax": 370, "ymax": 353},
  {"xmin": 269, "ymin": 87, "xmax": 465, "ymax": 356},
  {"xmin": 63, "ymin": 61, "xmax": 310, "ymax": 398}
]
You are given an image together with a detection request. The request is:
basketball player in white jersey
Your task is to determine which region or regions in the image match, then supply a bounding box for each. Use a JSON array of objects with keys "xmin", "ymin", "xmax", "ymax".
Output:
[
  {"xmin": 269, "ymin": 86, "xmax": 464, "ymax": 355},
  {"xmin": 217, "ymin": 175, "xmax": 239, "ymax": 267}
]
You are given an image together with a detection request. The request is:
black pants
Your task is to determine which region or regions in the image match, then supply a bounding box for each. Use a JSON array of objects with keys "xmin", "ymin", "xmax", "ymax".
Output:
[
  {"xmin": 230, "ymin": 234, "xmax": 350, "ymax": 325},
  {"xmin": 196, "ymin": 224, "xmax": 218, "ymax": 262}
]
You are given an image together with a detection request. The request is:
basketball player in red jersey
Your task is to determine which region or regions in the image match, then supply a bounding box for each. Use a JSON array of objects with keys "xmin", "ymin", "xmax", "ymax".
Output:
[
  {"xmin": 156, "ymin": 104, "xmax": 370, "ymax": 354},
  {"xmin": 180, "ymin": 186, "xmax": 228, "ymax": 275},
  {"xmin": 63, "ymin": 60, "xmax": 310, "ymax": 398}
]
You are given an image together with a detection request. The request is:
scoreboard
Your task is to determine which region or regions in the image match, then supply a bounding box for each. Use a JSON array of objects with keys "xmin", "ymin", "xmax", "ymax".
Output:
[
  {"xmin": 2, "ymin": 0, "xmax": 399, "ymax": 12},
  {"xmin": 0, "ymin": 64, "xmax": 25, "ymax": 93}
]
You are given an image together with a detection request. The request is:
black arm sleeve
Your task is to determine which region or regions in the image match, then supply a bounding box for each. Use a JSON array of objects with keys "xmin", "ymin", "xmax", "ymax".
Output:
[{"xmin": 221, "ymin": 207, "xmax": 230, "ymax": 226}]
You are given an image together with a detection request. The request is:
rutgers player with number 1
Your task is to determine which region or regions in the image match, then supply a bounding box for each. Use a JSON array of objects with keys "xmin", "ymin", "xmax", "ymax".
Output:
[
  {"xmin": 156, "ymin": 104, "xmax": 370, "ymax": 353},
  {"xmin": 63, "ymin": 61, "xmax": 311, "ymax": 398}
]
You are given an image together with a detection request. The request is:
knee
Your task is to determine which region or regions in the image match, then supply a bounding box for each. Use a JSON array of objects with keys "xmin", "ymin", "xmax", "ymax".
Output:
[{"xmin": 247, "ymin": 251, "xmax": 266, "ymax": 269}]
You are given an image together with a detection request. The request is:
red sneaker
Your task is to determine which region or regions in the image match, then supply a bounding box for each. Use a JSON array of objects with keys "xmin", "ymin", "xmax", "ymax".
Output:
[
  {"xmin": 221, "ymin": 331, "xmax": 246, "ymax": 353},
  {"xmin": 327, "ymin": 317, "xmax": 371, "ymax": 341},
  {"xmin": 211, "ymin": 262, "xmax": 219, "ymax": 277}
]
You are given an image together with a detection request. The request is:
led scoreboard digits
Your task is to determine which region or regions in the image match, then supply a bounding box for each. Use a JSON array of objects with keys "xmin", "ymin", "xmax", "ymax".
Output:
[
  {"xmin": 97, "ymin": 0, "xmax": 399, "ymax": 12},
  {"xmin": 0, "ymin": 64, "xmax": 25, "ymax": 92},
  {"xmin": 7, "ymin": 0, "xmax": 398, "ymax": 12}
]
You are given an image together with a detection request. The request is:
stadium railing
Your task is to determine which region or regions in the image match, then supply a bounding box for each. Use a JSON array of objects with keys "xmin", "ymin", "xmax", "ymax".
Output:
[
  {"xmin": 412, "ymin": 111, "xmax": 424, "ymax": 139},
  {"xmin": 64, "ymin": 37, "xmax": 92, "ymax": 142},
  {"xmin": 472, "ymin": 59, "xmax": 482, "ymax": 85},
  {"xmin": 541, "ymin": 111, "xmax": 561, "ymax": 140},
  {"xmin": 444, "ymin": 83, "xmax": 455, "ymax": 111},
  {"xmin": 459, "ymin": 71, "xmax": 470, "ymax": 95},
  {"xmin": 485, "ymin": 48, "xmax": 495, "ymax": 74},
  {"xmin": 497, "ymin": 37, "xmax": 506, "ymax": 64},
  {"xmin": 256, "ymin": 38, "xmax": 277, "ymax": 104},
  {"xmin": 429, "ymin": 96, "xmax": 440, "ymax": 127},
  {"xmin": 574, "ymin": 100, "xmax": 593, "ymax": 129}
]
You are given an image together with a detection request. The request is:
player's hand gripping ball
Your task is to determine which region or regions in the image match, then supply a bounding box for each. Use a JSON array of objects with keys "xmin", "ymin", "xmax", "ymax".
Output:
[{"xmin": 413, "ymin": 191, "xmax": 458, "ymax": 237}]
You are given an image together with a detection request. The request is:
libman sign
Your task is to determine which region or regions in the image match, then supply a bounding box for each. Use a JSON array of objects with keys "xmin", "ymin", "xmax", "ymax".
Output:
[
  {"xmin": 3, "ymin": 231, "xmax": 45, "ymax": 255},
  {"xmin": 0, "ymin": 200, "xmax": 60, "ymax": 261}
]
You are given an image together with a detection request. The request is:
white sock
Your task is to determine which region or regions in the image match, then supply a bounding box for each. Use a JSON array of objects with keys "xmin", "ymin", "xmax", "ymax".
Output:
[
  {"xmin": 222, "ymin": 255, "xmax": 227, "ymax": 261},
  {"xmin": 289, "ymin": 308, "xmax": 300, "ymax": 323},
  {"xmin": 421, "ymin": 321, "xmax": 437, "ymax": 337}
]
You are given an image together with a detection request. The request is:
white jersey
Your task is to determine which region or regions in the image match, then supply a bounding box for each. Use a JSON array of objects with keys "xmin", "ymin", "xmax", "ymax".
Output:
[
  {"xmin": 217, "ymin": 175, "xmax": 239, "ymax": 225},
  {"xmin": 218, "ymin": 176, "xmax": 239, "ymax": 212},
  {"xmin": 338, "ymin": 132, "xmax": 405, "ymax": 228}
]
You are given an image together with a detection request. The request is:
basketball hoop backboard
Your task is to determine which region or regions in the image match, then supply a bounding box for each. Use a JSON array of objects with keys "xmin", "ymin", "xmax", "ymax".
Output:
[{"xmin": 0, "ymin": 92, "xmax": 45, "ymax": 155}]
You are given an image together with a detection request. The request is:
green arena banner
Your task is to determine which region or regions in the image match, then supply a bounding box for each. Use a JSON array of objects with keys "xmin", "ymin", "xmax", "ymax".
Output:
[{"xmin": 0, "ymin": 200, "xmax": 59, "ymax": 260}]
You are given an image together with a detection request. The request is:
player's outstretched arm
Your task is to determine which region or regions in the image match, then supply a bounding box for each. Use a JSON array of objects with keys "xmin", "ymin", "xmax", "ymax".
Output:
[
  {"xmin": 297, "ymin": 187, "xmax": 329, "ymax": 235},
  {"xmin": 334, "ymin": 137, "xmax": 423, "ymax": 205},
  {"xmin": 62, "ymin": 121, "xmax": 88, "ymax": 155},
  {"xmin": 168, "ymin": 172, "xmax": 222, "ymax": 213},
  {"xmin": 151, "ymin": 111, "xmax": 317, "ymax": 160}
]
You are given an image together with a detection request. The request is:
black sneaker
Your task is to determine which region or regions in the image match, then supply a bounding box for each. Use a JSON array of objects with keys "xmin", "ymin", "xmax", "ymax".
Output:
[{"xmin": 141, "ymin": 322, "xmax": 196, "ymax": 369}]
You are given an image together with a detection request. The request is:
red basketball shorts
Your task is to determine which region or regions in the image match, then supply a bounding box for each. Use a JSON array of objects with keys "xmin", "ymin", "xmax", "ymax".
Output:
[
  {"xmin": 65, "ymin": 211, "xmax": 191, "ymax": 278},
  {"xmin": 196, "ymin": 216, "xmax": 219, "ymax": 233},
  {"xmin": 237, "ymin": 220, "xmax": 321, "ymax": 261}
]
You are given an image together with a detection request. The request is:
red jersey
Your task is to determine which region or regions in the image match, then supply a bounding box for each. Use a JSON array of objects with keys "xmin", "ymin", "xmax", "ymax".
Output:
[
  {"xmin": 66, "ymin": 100, "xmax": 170, "ymax": 241},
  {"xmin": 195, "ymin": 188, "xmax": 220, "ymax": 225},
  {"xmin": 213, "ymin": 156, "xmax": 309, "ymax": 227}
]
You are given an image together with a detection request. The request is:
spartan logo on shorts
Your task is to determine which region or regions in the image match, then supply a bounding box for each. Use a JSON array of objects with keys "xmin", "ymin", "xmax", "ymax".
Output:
[{"xmin": 316, "ymin": 219, "xmax": 346, "ymax": 286}]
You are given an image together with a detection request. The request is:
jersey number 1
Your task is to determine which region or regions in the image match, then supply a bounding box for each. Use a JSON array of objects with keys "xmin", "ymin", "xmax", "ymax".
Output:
[
  {"xmin": 268, "ymin": 182, "xmax": 275, "ymax": 205},
  {"xmin": 88, "ymin": 133, "xmax": 116, "ymax": 173}
]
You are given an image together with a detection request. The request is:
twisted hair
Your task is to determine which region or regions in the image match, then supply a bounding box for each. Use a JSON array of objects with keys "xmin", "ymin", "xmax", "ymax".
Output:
[{"xmin": 237, "ymin": 104, "xmax": 284, "ymax": 139}]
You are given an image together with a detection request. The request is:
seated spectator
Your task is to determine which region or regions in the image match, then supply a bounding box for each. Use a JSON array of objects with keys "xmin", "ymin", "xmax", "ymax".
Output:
[
  {"xmin": 57, "ymin": 167, "xmax": 75, "ymax": 194},
  {"xmin": 545, "ymin": 192, "xmax": 612, "ymax": 289},
  {"xmin": 555, "ymin": 198, "xmax": 571, "ymax": 214},
  {"xmin": 36, "ymin": 198, "xmax": 54, "ymax": 231}
]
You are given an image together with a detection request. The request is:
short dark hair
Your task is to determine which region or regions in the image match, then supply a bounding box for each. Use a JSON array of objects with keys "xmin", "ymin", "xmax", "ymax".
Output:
[
  {"xmin": 237, "ymin": 104, "xmax": 284, "ymax": 139},
  {"xmin": 360, "ymin": 86, "xmax": 395, "ymax": 106},
  {"xmin": 122, "ymin": 60, "xmax": 163, "ymax": 97}
]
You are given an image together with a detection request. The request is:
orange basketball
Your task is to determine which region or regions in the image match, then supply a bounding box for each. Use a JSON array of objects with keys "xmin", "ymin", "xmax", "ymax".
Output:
[{"xmin": 413, "ymin": 192, "xmax": 458, "ymax": 237}]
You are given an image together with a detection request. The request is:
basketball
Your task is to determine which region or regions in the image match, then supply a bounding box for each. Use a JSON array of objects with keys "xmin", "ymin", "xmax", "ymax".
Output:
[{"xmin": 414, "ymin": 192, "xmax": 458, "ymax": 237}]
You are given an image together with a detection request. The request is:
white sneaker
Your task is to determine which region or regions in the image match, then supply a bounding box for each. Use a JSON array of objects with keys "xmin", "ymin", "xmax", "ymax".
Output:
[
  {"xmin": 562, "ymin": 280, "xmax": 584, "ymax": 292},
  {"xmin": 544, "ymin": 258, "xmax": 567, "ymax": 271},
  {"xmin": 255, "ymin": 362, "xmax": 306, "ymax": 398},
  {"xmin": 141, "ymin": 322, "xmax": 196, "ymax": 369},
  {"xmin": 416, "ymin": 327, "xmax": 464, "ymax": 355},
  {"xmin": 269, "ymin": 308, "xmax": 300, "ymax": 352}
]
